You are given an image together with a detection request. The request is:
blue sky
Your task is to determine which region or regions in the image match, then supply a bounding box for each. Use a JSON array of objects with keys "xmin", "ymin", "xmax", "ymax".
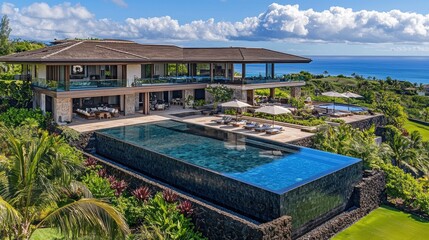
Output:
[{"xmin": 3, "ymin": 1, "xmax": 429, "ymax": 56}]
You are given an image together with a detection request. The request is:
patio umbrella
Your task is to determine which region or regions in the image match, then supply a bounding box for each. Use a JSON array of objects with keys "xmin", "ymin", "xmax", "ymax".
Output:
[
  {"xmin": 221, "ymin": 99, "xmax": 251, "ymax": 120},
  {"xmin": 255, "ymin": 105, "xmax": 291, "ymax": 126},
  {"xmin": 321, "ymin": 91, "xmax": 349, "ymax": 113},
  {"xmin": 343, "ymin": 92, "xmax": 363, "ymax": 111}
]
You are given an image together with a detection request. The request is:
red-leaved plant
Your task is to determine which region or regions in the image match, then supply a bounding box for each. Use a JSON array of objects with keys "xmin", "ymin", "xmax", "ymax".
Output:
[
  {"xmin": 97, "ymin": 168, "xmax": 107, "ymax": 178},
  {"xmin": 107, "ymin": 175, "xmax": 117, "ymax": 184},
  {"xmin": 84, "ymin": 157, "xmax": 98, "ymax": 169},
  {"xmin": 177, "ymin": 200, "xmax": 194, "ymax": 217},
  {"xmin": 111, "ymin": 179, "xmax": 128, "ymax": 197},
  {"xmin": 162, "ymin": 189, "xmax": 178, "ymax": 203},
  {"xmin": 132, "ymin": 186, "xmax": 152, "ymax": 202}
]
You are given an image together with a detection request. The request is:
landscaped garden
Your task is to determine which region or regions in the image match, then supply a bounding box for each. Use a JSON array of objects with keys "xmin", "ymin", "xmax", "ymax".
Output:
[{"xmin": 333, "ymin": 206, "xmax": 429, "ymax": 240}]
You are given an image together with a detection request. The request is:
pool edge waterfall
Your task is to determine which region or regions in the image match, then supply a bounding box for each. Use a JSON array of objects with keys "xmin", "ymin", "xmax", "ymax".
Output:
[{"xmin": 95, "ymin": 120, "xmax": 362, "ymax": 233}]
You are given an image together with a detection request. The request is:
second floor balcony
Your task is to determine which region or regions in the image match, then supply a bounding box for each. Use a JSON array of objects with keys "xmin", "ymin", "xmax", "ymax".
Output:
[
  {"xmin": 32, "ymin": 78, "xmax": 127, "ymax": 91},
  {"xmin": 32, "ymin": 75, "xmax": 304, "ymax": 92}
]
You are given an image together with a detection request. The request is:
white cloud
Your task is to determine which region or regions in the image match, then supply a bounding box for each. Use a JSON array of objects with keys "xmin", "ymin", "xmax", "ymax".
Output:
[
  {"xmin": 111, "ymin": 0, "xmax": 127, "ymax": 8},
  {"xmin": 1, "ymin": 2, "xmax": 429, "ymax": 44}
]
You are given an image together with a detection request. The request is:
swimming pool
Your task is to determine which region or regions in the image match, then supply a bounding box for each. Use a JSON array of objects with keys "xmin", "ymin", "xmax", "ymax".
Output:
[
  {"xmin": 318, "ymin": 103, "xmax": 366, "ymax": 112},
  {"xmin": 95, "ymin": 120, "xmax": 362, "ymax": 232}
]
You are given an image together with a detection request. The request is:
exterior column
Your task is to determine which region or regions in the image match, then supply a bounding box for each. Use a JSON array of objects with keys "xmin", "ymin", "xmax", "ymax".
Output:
[
  {"xmin": 270, "ymin": 88, "xmax": 275, "ymax": 98},
  {"xmin": 32, "ymin": 92, "xmax": 38, "ymax": 109},
  {"xmin": 65, "ymin": 65, "xmax": 70, "ymax": 91},
  {"xmin": 143, "ymin": 92, "xmax": 150, "ymax": 115},
  {"xmin": 290, "ymin": 87, "xmax": 301, "ymax": 99},
  {"xmin": 231, "ymin": 63, "xmax": 234, "ymax": 81},
  {"xmin": 210, "ymin": 63, "xmax": 214, "ymax": 83},
  {"xmin": 135, "ymin": 93, "xmax": 140, "ymax": 111},
  {"xmin": 53, "ymin": 97, "xmax": 72, "ymax": 123},
  {"xmin": 124, "ymin": 93, "xmax": 136, "ymax": 115},
  {"xmin": 224, "ymin": 63, "xmax": 228, "ymax": 79},
  {"xmin": 272, "ymin": 63, "xmax": 275, "ymax": 79},
  {"xmin": 247, "ymin": 89, "xmax": 255, "ymax": 105},
  {"xmin": 120, "ymin": 95, "xmax": 125, "ymax": 111},
  {"xmin": 232, "ymin": 89, "xmax": 247, "ymax": 102},
  {"xmin": 183, "ymin": 89, "xmax": 194, "ymax": 109},
  {"xmin": 40, "ymin": 93, "xmax": 46, "ymax": 113},
  {"xmin": 242, "ymin": 64, "xmax": 246, "ymax": 84}
]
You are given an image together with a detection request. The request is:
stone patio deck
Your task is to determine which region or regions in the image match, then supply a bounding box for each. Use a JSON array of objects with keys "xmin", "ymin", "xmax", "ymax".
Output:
[{"xmin": 68, "ymin": 107, "xmax": 381, "ymax": 144}]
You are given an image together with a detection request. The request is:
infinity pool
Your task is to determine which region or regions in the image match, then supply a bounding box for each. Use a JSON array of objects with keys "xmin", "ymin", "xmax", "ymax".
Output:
[
  {"xmin": 97, "ymin": 120, "xmax": 359, "ymax": 193},
  {"xmin": 96, "ymin": 120, "xmax": 362, "ymax": 230}
]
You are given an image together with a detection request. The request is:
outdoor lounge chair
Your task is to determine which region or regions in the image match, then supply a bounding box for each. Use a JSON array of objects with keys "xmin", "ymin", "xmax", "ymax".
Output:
[
  {"xmin": 243, "ymin": 122, "xmax": 260, "ymax": 130},
  {"xmin": 230, "ymin": 119, "xmax": 247, "ymax": 127},
  {"xmin": 213, "ymin": 116, "xmax": 233, "ymax": 124},
  {"xmin": 266, "ymin": 126, "xmax": 284, "ymax": 135},
  {"xmin": 254, "ymin": 124, "xmax": 273, "ymax": 132},
  {"xmin": 330, "ymin": 111, "xmax": 351, "ymax": 118}
]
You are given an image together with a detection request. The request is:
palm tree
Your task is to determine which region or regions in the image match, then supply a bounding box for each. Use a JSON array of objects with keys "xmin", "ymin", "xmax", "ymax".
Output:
[
  {"xmin": 0, "ymin": 125, "xmax": 130, "ymax": 239},
  {"xmin": 386, "ymin": 133, "xmax": 429, "ymax": 176},
  {"xmin": 422, "ymin": 107, "xmax": 429, "ymax": 122}
]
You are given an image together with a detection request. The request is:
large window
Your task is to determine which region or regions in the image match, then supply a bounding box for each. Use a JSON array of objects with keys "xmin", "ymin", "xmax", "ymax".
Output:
[{"xmin": 196, "ymin": 64, "xmax": 210, "ymax": 76}]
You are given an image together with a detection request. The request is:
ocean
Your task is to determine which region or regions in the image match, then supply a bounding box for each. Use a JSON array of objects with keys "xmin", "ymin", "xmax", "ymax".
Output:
[{"xmin": 245, "ymin": 56, "xmax": 429, "ymax": 84}]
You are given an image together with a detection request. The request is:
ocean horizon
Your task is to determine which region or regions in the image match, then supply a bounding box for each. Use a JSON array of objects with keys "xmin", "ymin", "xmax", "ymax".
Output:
[{"xmin": 246, "ymin": 56, "xmax": 429, "ymax": 84}]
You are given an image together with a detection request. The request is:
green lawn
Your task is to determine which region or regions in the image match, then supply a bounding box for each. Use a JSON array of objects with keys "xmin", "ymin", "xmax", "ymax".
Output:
[
  {"xmin": 333, "ymin": 206, "xmax": 429, "ymax": 240},
  {"xmin": 30, "ymin": 228, "xmax": 64, "ymax": 240},
  {"xmin": 404, "ymin": 119, "xmax": 429, "ymax": 141}
]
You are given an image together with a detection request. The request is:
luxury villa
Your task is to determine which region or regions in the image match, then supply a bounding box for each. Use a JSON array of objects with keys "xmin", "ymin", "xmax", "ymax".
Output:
[
  {"xmin": 0, "ymin": 39, "xmax": 387, "ymax": 239},
  {"xmin": 0, "ymin": 39, "xmax": 310, "ymax": 123}
]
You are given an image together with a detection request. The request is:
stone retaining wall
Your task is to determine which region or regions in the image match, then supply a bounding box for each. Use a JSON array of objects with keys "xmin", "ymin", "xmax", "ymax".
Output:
[
  {"xmin": 348, "ymin": 115, "xmax": 386, "ymax": 130},
  {"xmin": 86, "ymin": 153, "xmax": 293, "ymax": 240},
  {"xmin": 297, "ymin": 171, "xmax": 386, "ymax": 240},
  {"xmin": 287, "ymin": 136, "xmax": 315, "ymax": 148}
]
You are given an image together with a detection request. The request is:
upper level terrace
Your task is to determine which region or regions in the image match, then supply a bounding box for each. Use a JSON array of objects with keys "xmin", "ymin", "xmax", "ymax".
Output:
[{"xmin": 0, "ymin": 39, "xmax": 311, "ymax": 94}]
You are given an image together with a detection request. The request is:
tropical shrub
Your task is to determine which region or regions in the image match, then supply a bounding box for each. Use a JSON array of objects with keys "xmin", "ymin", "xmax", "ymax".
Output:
[
  {"xmin": 0, "ymin": 125, "xmax": 129, "ymax": 239},
  {"xmin": 115, "ymin": 195, "xmax": 146, "ymax": 227},
  {"xmin": 57, "ymin": 125, "xmax": 81, "ymax": 143},
  {"xmin": 0, "ymin": 107, "xmax": 50, "ymax": 128},
  {"xmin": 139, "ymin": 193, "xmax": 205, "ymax": 240},
  {"xmin": 82, "ymin": 171, "xmax": 116, "ymax": 200},
  {"xmin": 381, "ymin": 163, "xmax": 429, "ymax": 213},
  {"xmin": 206, "ymin": 85, "xmax": 233, "ymax": 109},
  {"xmin": 376, "ymin": 98, "xmax": 407, "ymax": 129}
]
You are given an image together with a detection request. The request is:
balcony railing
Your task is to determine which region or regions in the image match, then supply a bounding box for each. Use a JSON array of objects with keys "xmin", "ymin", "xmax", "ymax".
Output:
[
  {"xmin": 132, "ymin": 76, "xmax": 212, "ymax": 86},
  {"xmin": 31, "ymin": 76, "xmax": 303, "ymax": 92},
  {"xmin": 32, "ymin": 78, "xmax": 127, "ymax": 91}
]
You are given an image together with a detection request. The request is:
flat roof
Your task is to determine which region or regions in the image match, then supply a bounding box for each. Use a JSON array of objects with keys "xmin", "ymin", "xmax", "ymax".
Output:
[{"xmin": 0, "ymin": 39, "xmax": 311, "ymax": 64}]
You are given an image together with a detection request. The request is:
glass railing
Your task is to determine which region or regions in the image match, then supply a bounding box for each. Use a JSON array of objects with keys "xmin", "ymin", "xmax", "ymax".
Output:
[
  {"xmin": 243, "ymin": 76, "xmax": 303, "ymax": 84},
  {"xmin": 31, "ymin": 78, "xmax": 127, "ymax": 91},
  {"xmin": 133, "ymin": 76, "xmax": 212, "ymax": 86}
]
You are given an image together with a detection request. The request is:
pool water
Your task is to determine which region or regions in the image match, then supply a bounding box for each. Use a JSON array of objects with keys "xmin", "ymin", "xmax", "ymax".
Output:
[
  {"xmin": 98, "ymin": 120, "xmax": 360, "ymax": 193},
  {"xmin": 318, "ymin": 103, "xmax": 366, "ymax": 112}
]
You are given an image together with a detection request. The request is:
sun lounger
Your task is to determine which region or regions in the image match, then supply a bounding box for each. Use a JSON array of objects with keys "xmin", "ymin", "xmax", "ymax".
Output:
[
  {"xmin": 255, "ymin": 124, "xmax": 273, "ymax": 132},
  {"xmin": 212, "ymin": 116, "xmax": 233, "ymax": 124},
  {"xmin": 266, "ymin": 126, "xmax": 284, "ymax": 135},
  {"xmin": 243, "ymin": 122, "xmax": 260, "ymax": 130},
  {"xmin": 231, "ymin": 120, "xmax": 247, "ymax": 127},
  {"xmin": 330, "ymin": 111, "xmax": 351, "ymax": 118}
]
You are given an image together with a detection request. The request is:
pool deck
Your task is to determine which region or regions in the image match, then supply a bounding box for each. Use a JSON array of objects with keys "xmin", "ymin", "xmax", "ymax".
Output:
[{"xmin": 68, "ymin": 107, "xmax": 381, "ymax": 144}]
